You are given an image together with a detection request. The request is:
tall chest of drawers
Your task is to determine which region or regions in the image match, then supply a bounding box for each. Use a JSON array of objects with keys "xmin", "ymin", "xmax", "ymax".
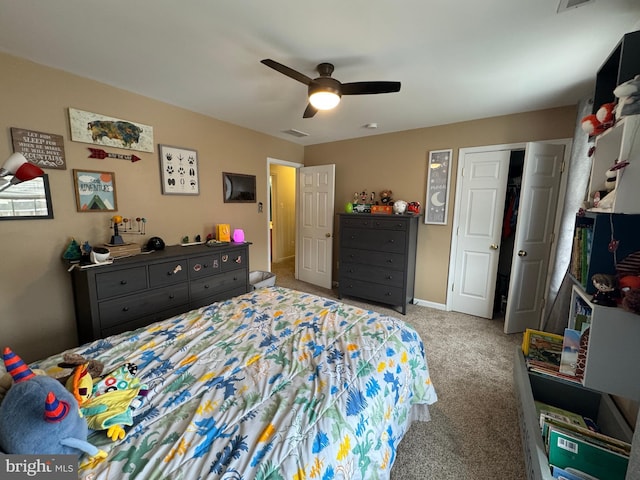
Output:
[
  {"xmin": 71, "ymin": 243, "xmax": 250, "ymax": 343},
  {"xmin": 338, "ymin": 213, "xmax": 419, "ymax": 314}
]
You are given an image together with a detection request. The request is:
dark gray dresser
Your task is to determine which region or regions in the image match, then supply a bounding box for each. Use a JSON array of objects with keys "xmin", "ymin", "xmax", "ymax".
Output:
[
  {"xmin": 71, "ymin": 243, "xmax": 250, "ymax": 343},
  {"xmin": 338, "ymin": 213, "xmax": 419, "ymax": 314}
]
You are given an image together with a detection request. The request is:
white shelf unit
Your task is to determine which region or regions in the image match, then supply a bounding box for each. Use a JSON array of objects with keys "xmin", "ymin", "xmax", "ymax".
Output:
[
  {"xmin": 587, "ymin": 115, "xmax": 640, "ymax": 214},
  {"xmin": 568, "ymin": 285, "xmax": 640, "ymax": 401}
]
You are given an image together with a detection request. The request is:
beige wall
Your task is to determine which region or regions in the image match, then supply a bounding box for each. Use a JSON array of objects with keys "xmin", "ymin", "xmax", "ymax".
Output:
[
  {"xmin": 0, "ymin": 52, "xmax": 303, "ymax": 362},
  {"xmin": 304, "ymin": 107, "xmax": 577, "ymax": 305}
]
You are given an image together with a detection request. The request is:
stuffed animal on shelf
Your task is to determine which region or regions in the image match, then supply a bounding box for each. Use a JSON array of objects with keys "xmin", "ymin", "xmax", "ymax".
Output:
[
  {"xmin": 591, "ymin": 273, "xmax": 618, "ymax": 307},
  {"xmin": 613, "ymin": 74, "xmax": 640, "ymax": 119},
  {"xmin": 596, "ymin": 102, "xmax": 616, "ymax": 126},
  {"xmin": 0, "ymin": 347, "xmax": 106, "ymax": 464},
  {"xmin": 379, "ymin": 190, "xmax": 393, "ymax": 205},
  {"xmin": 581, "ymin": 113, "xmax": 608, "ymax": 136}
]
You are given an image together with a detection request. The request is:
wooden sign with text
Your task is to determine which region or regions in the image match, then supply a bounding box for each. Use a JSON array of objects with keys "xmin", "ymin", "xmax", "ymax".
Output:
[{"xmin": 11, "ymin": 127, "xmax": 66, "ymax": 170}]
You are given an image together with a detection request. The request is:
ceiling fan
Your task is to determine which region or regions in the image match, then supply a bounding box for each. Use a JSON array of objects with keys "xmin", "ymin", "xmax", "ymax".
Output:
[{"xmin": 261, "ymin": 59, "xmax": 401, "ymax": 118}]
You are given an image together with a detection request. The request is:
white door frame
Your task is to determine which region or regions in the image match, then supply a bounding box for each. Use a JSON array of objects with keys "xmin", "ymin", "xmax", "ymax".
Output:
[
  {"xmin": 446, "ymin": 139, "xmax": 571, "ymax": 326},
  {"xmin": 266, "ymin": 157, "xmax": 303, "ymax": 272}
]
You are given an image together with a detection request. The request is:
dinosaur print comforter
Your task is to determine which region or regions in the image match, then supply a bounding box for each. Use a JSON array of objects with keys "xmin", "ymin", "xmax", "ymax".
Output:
[{"xmin": 35, "ymin": 286, "xmax": 437, "ymax": 479}]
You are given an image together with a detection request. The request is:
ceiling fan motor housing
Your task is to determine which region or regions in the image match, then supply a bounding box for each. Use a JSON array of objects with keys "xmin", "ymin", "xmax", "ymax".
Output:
[{"xmin": 309, "ymin": 76, "xmax": 342, "ymax": 98}]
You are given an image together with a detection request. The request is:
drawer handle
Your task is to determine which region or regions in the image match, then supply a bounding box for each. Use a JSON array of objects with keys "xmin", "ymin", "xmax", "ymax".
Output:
[
  {"xmin": 169, "ymin": 294, "xmax": 175, "ymax": 299},
  {"xmin": 387, "ymin": 275, "xmax": 393, "ymax": 280},
  {"xmin": 385, "ymin": 292, "xmax": 392, "ymax": 296},
  {"xmin": 351, "ymin": 235, "xmax": 356, "ymax": 239},
  {"xmin": 120, "ymin": 280, "xmax": 127, "ymax": 285},
  {"xmin": 122, "ymin": 307, "xmax": 129, "ymax": 312},
  {"xmin": 234, "ymin": 256, "xmax": 242, "ymax": 264},
  {"xmin": 222, "ymin": 255, "xmax": 229, "ymax": 262},
  {"xmin": 348, "ymin": 268, "xmax": 354, "ymax": 273},
  {"xmin": 204, "ymin": 284, "xmax": 210, "ymax": 289},
  {"xmin": 387, "ymin": 259, "xmax": 393, "ymax": 263},
  {"xmin": 168, "ymin": 265, "xmax": 183, "ymax": 276},
  {"xmin": 388, "ymin": 239, "xmax": 395, "ymax": 244}
]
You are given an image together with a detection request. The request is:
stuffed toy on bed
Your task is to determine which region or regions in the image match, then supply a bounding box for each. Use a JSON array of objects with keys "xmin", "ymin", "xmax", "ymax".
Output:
[{"xmin": 0, "ymin": 347, "xmax": 106, "ymax": 466}]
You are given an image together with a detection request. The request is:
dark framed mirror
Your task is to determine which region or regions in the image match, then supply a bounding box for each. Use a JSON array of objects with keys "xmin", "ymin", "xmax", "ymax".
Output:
[
  {"xmin": 0, "ymin": 173, "xmax": 54, "ymax": 220},
  {"xmin": 223, "ymin": 172, "xmax": 256, "ymax": 203}
]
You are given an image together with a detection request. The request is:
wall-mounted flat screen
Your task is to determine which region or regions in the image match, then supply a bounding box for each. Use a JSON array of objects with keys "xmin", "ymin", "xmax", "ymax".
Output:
[{"xmin": 223, "ymin": 172, "xmax": 256, "ymax": 203}]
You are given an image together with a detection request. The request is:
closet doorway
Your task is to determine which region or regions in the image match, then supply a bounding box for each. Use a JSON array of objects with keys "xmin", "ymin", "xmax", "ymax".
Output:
[{"xmin": 448, "ymin": 141, "xmax": 569, "ymax": 333}]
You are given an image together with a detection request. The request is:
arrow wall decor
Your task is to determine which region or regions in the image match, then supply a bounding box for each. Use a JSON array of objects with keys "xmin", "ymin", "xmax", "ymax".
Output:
[{"xmin": 88, "ymin": 148, "xmax": 141, "ymax": 162}]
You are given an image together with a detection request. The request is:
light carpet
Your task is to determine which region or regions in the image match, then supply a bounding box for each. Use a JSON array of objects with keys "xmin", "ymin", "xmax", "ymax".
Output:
[{"xmin": 271, "ymin": 258, "xmax": 526, "ymax": 479}]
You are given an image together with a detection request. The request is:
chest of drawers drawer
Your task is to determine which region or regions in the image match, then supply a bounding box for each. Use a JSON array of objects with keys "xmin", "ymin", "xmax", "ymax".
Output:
[
  {"xmin": 190, "ymin": 270, "xmax": 247, "ymax": 301},
  {"xmin": 340, "ymin": 247, "xmax": 405, "ymax": 269},
  {"xmin": 149, "ymin": 259, "xmax": 189, "ymax": 287},
  {"xmin": 340, "ymin": 262, "xmax": 404, "ymax": 288},
  {"xmin": 188, "ymin": 254, "xmax": 221, "ymax": 278},
  {"xmin": 96, "ymin": 267, "xmax": 147, "ymax": 300},
  {"xmin": 221, "ymin": 249, "xmax": 247, "ymax": 271},
  {"xmin": 98, "ymin": 283, "xmax": 189, "ymax": 328},
  {"xmin": 341, "ymin": 227, "xmax": 407, "ymax": 253}
]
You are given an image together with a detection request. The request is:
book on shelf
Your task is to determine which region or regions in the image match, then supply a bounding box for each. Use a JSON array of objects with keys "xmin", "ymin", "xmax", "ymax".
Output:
[
  {"xmin": 546, "ymin": 423, "xmax": 629, "ymax": 480},
  {"xmin": 551, "ymin": 466, "xmax": 599, "ymax": 480},
  {"xmin": 535, "ymin": 401, "xmax": 588, "ymax": 429},
  {"xmin": 541, "ymin": 416, "xmax": 632, "ymax": 457},
  {"xmin": 522, "ymin": 329, "xmax": 563, "ymax": 367},
  {"xmin": 559, "ymin": 329, "xmax": 581, "ymax": 376}
]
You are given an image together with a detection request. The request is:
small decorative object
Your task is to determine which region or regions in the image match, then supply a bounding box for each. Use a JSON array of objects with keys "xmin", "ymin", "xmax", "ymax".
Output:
[
  {"xmin": 393, "ymin": 200, "xmax": 408, "ymax": 214},
  {"xmin": 159, "ymin": 145, "xmax": 199, "ymax": 195},
  {"xmin": 622, "ymin": 289, "xmax": 640, "ymax": 315},
  {"xmin": 73, "ymin": 169, "xmax": 117, "ymax": 212},
  {"xmin": 425, "ymin": 149, "xmax": 452, "ymax": 225},
  {"xmin": 90, "ymin": 247, "xmax": 110, "ymax": 264},
  {"xmin": 195, "ymin": 235, "xmax": 201, "ymax": 243},
  {"xmin": 232, "ymin": 229, "xmax": 245, "ymax": 243},
  {"xmin": 407, "ymin": 201, "xmax": 421, "ymax": 214},
  {"xmin": 591, "ymin": 273, "xmax": 618, "ymax": 307},
  {"xmin": 379, "ymin": 190, "xmax": 393, "ymax": 204},
  {"xmin": 110, "ymin": 215, "xmax": 124, "ymax": 245},
  {"xmin": 69, "ymin": 108, "xmax": 154, "ymax": 153},
  {"xmin": 182, "ymin": 236, "xmax": 189, "ymax": 244},
  {"xmin": 88, "ymin": 148, "xmax": 141, "ymax": 163},
  {"xmin": 62, "ymin": 238, "xmax": 83, "ymax": 261},
  {"xmin": 146, "ymin": 237, "xmax": 165, "ymax": 251},
  {"xmin": 344, "ymin": 202, "xmax": 354, "ymax": 213},
  {"xmin": 216, "ymin": 224, "xmax": 231, "ymax": 242},
  {"xmin": 613, "ymin": 74, "xmax": 640, "ymax": 119}
]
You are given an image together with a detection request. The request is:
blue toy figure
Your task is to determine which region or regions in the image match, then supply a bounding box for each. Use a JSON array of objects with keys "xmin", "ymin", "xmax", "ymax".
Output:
[{"xmin": 0, "ymin": 347, "xmax": 106, "ymax": 465}]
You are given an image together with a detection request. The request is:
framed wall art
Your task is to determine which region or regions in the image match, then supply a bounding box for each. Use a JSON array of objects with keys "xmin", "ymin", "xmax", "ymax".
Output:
[
  {"xmin": 73, "ymin": 169, "xmax": 117, "ymax": 212},
  {"xmin": 425, "ymin": 149, "xmax": 453, "ymax": 225},
  {"xmin": 68, "ymin": 108, "xmax": 154, "ymax": 153},
  {"xmin": 158, "ymin": 145, "xmax": 199, "ymax": 195},
  {"xmin": 223, "ymin": 172, "xmax": 256, "ymax": 203}
]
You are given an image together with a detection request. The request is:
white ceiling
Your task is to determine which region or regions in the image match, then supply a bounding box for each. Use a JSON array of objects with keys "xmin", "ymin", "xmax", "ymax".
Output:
[{"xmin": 1, "ymin": 1, "xmax": 639, "ymax": 146}]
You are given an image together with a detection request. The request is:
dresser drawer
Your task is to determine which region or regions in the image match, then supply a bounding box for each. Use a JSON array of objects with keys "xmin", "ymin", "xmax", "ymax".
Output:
[
  {"xmin": 98, "ymin": 284, "xmax": 189, "ymax": 329},
  {"xmin": 188, "ymin": 254, "xmax": 221, "ymax": 279},
  {"xmin": 341, "ymin": 215, "xmax": 408, "ymax": 230},
  {"xmin": 148, "ymin": 259, "xmax": 189, "ymax": 287},
  {"xmin": 95, "ymin": 266, "xmax": 147, "ymax": 300},
  {"xmin": 220, "ymin": 250, "xmax": 247, "ymax": 272},
  {"xmin": 340, "ymin": 262, "xmax": 404, "ymax": 288},
  {"xmin": 190, "ymin": 270, "xmax": 247, "ymax": 302},
  {"xmin": 340, "ymin": 247, "xmax": 405, "ymax": 269},
  {"xmin": 341, "ymin": 216, "xmax": 376, "ymax": 228},
  {"xmin": 339, "ymin": 278, "xmax": 404, "ymax": 305},
  {"xmin": 341, "ymin": 227, "xmax": 407, "ymax": 253}
]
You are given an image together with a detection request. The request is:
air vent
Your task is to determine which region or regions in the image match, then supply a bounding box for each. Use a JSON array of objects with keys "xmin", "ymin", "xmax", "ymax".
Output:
[
  {"xmin": 282, "ymin": 128, "xmax": 309, "ymax": 138},
  {"xmin": 557, "ymin": 0, "xmax": 595, "ymax": 13}
]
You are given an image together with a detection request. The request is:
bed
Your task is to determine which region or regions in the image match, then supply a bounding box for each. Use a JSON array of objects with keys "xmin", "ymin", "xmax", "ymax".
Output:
[{"xmin": 33, "ymin": 286, "xmax": 437, "ymax": 479}]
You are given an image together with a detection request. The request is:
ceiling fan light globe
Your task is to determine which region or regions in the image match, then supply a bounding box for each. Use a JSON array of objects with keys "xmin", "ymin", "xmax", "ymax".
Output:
[{"xmin": 309, "ymin": 91, "xmax": 341, "ymax": 110}]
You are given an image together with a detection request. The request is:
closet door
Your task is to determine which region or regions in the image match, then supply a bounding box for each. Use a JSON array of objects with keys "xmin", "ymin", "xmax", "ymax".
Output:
[{"xmin": 504, "ymin": 143, "xmax": 564, "ymax": 333}]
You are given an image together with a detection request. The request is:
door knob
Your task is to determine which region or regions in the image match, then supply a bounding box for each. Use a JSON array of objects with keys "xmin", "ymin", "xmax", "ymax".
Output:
[
  {"xmin": 518, "ymin": 250, "xmax": 527, "ymax": 257},
  {"xmin": 490, "ymin": 244, "xmax": 499, "ymax": 250},
  {"xmin": 325, "ymin": 233, "xmax": 331, "ymax": 238}
]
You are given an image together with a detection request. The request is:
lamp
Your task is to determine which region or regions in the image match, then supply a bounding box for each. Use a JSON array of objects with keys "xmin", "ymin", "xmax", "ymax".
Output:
[
  {"xmin": 308, "ymin": 80, "xmax": 341, "ymax": 110},
  {"xmin": 0, "ymin": 152, "xmax": 44, "ymax": 192}
]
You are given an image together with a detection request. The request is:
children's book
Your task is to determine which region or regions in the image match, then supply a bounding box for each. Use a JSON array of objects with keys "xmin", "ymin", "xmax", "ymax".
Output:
[
  {"xmin": 559, "ymin": 328, "xmax": 581, "ymax": 376},
  {"xmin": 522, "ymin": 328, "xmax": 564, "ymax": 368},
  {"xmin": 535, "ymin": 401, "xmax": 587, "ymax": 429}
]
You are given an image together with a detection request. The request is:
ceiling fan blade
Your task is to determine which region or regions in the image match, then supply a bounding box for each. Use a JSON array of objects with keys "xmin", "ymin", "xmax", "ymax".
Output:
[
  {"xmin": 303, "ymin": 103, "xmax": 318, "ymax": 118},
  {"xmin": 261, "ymin": 59, "xmax": 312, "ymax": 85},
  {"xmin": 341, "ymin": 81, "xmax": 401, "ymax": 95}
]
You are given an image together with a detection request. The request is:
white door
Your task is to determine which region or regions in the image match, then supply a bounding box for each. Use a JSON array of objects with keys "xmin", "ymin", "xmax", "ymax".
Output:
[
  {"xmin": 504, "ymin": 143, "xmax": 565, "ymax": 333},
  {"xmin": 297, "ymin": 164, "xmax": 335, "ymax": 289},
  {"xmin": 450, "ymin": 150, "xmax": 511, "ymax": 318}
]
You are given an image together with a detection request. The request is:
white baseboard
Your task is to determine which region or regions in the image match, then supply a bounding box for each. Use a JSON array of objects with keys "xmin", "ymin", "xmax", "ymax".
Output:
[{"xmin": 412, "ymin": 298, "xmax": 447, "ymax": 311}]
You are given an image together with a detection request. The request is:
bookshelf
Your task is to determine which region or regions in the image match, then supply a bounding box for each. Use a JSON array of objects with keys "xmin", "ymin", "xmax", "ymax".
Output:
[
  {"xmin": 586, "ymin": 115, "xmax": 640, "ymax": 214},
  {"xmin": 569, "ymin": 212, "xmax": 640, "ymax": 295}
]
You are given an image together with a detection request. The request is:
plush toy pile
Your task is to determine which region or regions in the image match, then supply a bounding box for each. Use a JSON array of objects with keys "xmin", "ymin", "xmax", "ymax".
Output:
[{"xmin": 613, "ymin": 75, "xmax": 640, "ymax": 118}]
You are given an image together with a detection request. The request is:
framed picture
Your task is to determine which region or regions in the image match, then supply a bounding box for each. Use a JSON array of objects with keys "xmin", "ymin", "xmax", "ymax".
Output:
[
  {"xmin": 425, "ymin": 149, "xmax": 453, "ymax": 225},
  {"xmin": 158, "ymin": 145, "xmax": 199, "ymax": 195},
  {"xmin": 223, "ymin": 172, "xmax": 256, "ymax": 203},
  {"xmin": 68, "ymin": 108, "xmax": 154, "ymax": 153},
  {"xmin": 73, "ymin": 169, "xmax": 117, "ymax": 212}
]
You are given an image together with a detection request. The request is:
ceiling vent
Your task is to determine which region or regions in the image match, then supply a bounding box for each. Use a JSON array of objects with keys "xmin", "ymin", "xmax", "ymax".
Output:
[
  {"xmin": 282, "ymin": 128, "xmax": 309, "ymax": 138},
  {"xmin": 557, "ymin": 0, "xmax": 595, "ymax": 13}
]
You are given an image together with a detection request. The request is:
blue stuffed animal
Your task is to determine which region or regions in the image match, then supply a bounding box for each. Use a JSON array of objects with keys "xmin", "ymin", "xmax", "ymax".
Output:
[{"xmin": 0, "ymin": 347, "xmax": 106, "ymax": 464}]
